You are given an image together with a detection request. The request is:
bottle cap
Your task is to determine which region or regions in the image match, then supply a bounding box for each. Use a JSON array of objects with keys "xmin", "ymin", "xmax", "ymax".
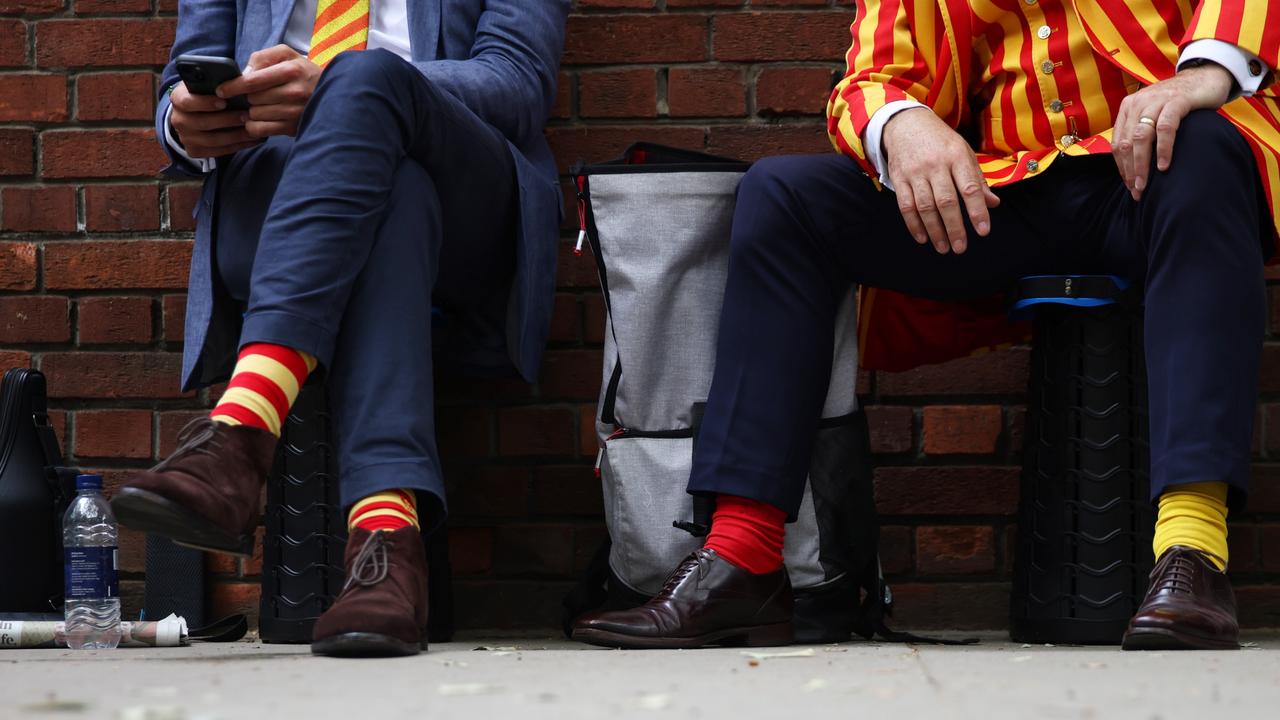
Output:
[{"xmin": 75, "ymin": 474, "xmax": 104, "ymax": 491}]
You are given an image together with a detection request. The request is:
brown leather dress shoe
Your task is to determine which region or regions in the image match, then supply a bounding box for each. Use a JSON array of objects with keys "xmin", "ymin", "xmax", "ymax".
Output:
[
  {"xmin": 572, "ymin": 548, "xmax": 794, "ymax": 649},
  {"xmin": 111, "ymin": 418, "xmax": 277, "ymax": 556},
  {"xmin": 312, "ymin": 526, "xmax": 430, "ymax": 657},
  {"xmin": 1122, "ymin": 546, "xmax": 1239, "ymax": 651}
]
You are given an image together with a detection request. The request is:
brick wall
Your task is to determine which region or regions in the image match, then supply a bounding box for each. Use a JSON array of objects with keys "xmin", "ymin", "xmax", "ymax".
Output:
[{"xmin": 2, "ymin": 0, "xmax": 1278, "ymax": 632}]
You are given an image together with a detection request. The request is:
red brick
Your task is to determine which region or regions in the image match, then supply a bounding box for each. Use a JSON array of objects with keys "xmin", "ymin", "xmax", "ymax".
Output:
[
  {"xmin": 756, "ymin": 66, "xmax": 836, "ymax": 115},
  {"xmin": 0, "ymin": 349, "xmax": 32, "ymax": 369},
  {"xmin": 538, "ymin": 348, "xmax": 603, "ymax": 401},
  {"xmin": 498, "ymin": 407, "xmax": 576, "ymax": 456},
  {"xmin": 84, "ymin": 184, "xmax": 160, "ymax": 231},
  {"xmin": 551, "ymin": 71, "xmax": 572, "ymax": 119},
  {"xmin": 493, "ymin": 524, "xmax": 574, "ymax": 577},
  {"xmin": 205, "ymin": 550, "xmax": 238, "ymax": 576},
  {"xmin": 874, "ymin": 466, "xmax": 1020, "ymax": 516},
  {"xmin": 713, "ymin": 12, "xmax": 852, "ymax": 62},
  {"xmin": 78, "ymin": 295, "xmax": 152, "ymax": 344},
  {"xmin": 579, "ymin": 404, "xmax": 600, "ymax": 457},
  {"xmin": 563, "ymin": 14, "xmax": 707, "ymax": 65},
  {"xmin": 450, "ymin": 466, "xmax": 530, "ymax": 517},
  {"xmin": 923, "ymin": 405, "xmax": 1003, "ymax": 455},
  {"xmin": 667, "ymin": 67, "xmax": 746, "ymax": 118},
  {"xmin": 162, "ymin": 293, "xmax": 186, "ymax": 342},
  {"xmin": 878, "ymin": 347, "xmax": 1030, "ymax": 396},
  {"xmin": 1260, "ymin": 525, "xmax": 1280, "ymax": 572},
  {"xmin": 74, "ymin": 409, "xmax": 151, "ymax": 458},
  {"xmin": 166, "ymin": 183, "xmax": 201, "ymax": 231},
  {"xmin": 435, "ymin": 406, "xmax": 491, "ymax": 459},
  {"xmin": 0, "ymin": 128, "xmax": 35, "ymax": 176},
  {"xmin": 887, "ymin": 582, "xmax": 1010, "ymax": 630},
  {"xmin": 583, "ymin": 293, "xmax": 607, "ymax": 343},
  {"xmin": 0, "ymin": 0, "xmax": 64, "ymax": 12},
  {"xmin": 706, "ymin": 123, "xmax": 830, "ymax": 161},
  {"xmin": 532, "ymin": 465, "xmax": 603, "ymax": 516},
  {"xmin": 76, "ymin": 72, "xmax": 154, "ymax": 121},
  {"xmin": 0, "ymin": 243, "xmax": 38, "ymax": 290},
  {"xmin": 546, "ymin": 124, "xmax": 705, "ymax": 173},
  {"xmin": 41, "ymin": 128, "xmax": 167, "ymax": 178},
  {"xmin": 1228, "ymin": 523, "xmax": 1258, "ymax": 572},
  {"xmin": 1, "ymin": 185, "xmax": 75, "ymax": 232},
  {"xmin": 879, "ymin": 525, "xmax": 912, "ymax": 575},
  {"xmin": 41, "ymin": 351, "xmax": 187, "ymax": 398},
  {"xmin": 0, "ymin": 20, "xmax": 26, "ymax": 67},
  {"xmin": 208, "ymin": 581, "xmax": 260, "ymax": 625},
  {"xmin": 548, "ymin": 294, "xmax": 580, "ymax": 343},
  {"xmin": 44, "ymin": 240, "xmax": 192, "ymax": 290},
  {"xmin": 75, "ymin": 0, "xmax": 151, "ymax": 13},
  {"xmin": 36, "ymin": 19, "xmax": 175, "ymax": 68},
  {"xmin": 449, "ymin": 527, "xmax": 494, "ymax": 576},
  {"xmin": 865, "ymin": 405, "xmax": 913, "ymax": 454},
  {"xmin": 157, "ymin": 410, "xmax": 206, "ymax": 456},
  {"xmin": 579, "ymin": 68, "xmax": 657, "ymax": 118},
  {"xmin": 0, "ymin": 296, "xmax": 68, "ymax": 343},
  {"xmin": 916, "ymin": 526, "xmax": 996, "ymax": 574},
  {"xmin": 0, "ymin": 74, "xmax": 66, "ymax": 121}
]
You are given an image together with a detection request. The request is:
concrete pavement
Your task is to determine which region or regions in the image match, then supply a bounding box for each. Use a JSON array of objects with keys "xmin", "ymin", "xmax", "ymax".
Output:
[{"xmin": 4, "ymin": 632, "xmax": 1279, "ymax": 719}]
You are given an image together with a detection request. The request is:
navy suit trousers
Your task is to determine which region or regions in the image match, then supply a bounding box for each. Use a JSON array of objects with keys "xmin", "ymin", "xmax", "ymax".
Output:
[
  {"xmin": 211, "ymin": 50, "xmax": 515, "ymax": 519},
  {"xmin": 688, "ymin": 110, "xmax": 1270, "ymax": 516}
]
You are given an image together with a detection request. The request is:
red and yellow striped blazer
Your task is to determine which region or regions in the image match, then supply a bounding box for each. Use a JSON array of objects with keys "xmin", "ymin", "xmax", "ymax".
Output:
[{"xmin": 827, "ymin": 0, "xmax": 1280, "ymax": 371}]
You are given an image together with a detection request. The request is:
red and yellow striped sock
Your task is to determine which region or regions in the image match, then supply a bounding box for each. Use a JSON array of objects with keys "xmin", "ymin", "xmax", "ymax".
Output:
[
  {"xmin": 348, "ymin": 489, "xmax": 420, "ymax": 533},
  {"xmin": 210, "ymin": 343, "xmax": 318, "ymax": 437}
]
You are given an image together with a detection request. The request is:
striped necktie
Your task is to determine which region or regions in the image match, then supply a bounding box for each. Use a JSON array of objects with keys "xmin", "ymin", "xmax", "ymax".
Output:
[{"xmin": 308, "ymin": 0, "xmax": 371, "ymax": 67}]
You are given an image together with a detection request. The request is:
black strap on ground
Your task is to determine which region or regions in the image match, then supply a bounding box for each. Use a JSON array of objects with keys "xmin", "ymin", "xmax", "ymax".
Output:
[{"xmin": 188, "ymin": 614, "xmax": 249, "ymax": 643}]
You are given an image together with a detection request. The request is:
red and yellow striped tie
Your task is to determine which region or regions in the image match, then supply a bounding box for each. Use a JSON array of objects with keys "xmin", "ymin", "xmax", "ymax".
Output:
[{"xmin": 308, "ymin": 0, "xmax": 370, "ymax": 67}]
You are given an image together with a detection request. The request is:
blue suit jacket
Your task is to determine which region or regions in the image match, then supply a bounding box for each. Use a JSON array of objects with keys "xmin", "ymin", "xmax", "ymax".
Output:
[{"xmin": 156, "ymin": 0, "xmax": 569, "ymax": 389}]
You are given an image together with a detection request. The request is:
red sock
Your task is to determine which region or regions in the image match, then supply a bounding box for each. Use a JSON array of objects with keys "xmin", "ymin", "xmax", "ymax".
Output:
[{"xmin": 703, "ymin": 494, "xmax": 786, "ymax": 574}]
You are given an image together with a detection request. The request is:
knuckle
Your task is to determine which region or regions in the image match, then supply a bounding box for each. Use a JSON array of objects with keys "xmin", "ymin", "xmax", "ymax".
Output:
[
  {"xmin": 960, "ymin": 183, "xmax": 982, "ymax": 196},
  {"xmin": 935, "ymin": 194, "xmax": 957, "ymax": 208}
]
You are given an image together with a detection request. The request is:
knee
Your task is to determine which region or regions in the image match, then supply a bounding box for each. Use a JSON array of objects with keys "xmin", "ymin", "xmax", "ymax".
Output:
[
  {"xmin": 320, "ymin": 48, "xmax": 415, "ymax": 91},
  {"xmin": 1160, "ymin": 110, "xmax": 1252, "ymax": 184}
]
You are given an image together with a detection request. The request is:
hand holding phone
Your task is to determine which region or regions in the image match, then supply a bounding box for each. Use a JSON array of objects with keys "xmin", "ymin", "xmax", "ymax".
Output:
[{"xmin": 167, "ymin": 55, "xmax": 259, "ymax": 160}]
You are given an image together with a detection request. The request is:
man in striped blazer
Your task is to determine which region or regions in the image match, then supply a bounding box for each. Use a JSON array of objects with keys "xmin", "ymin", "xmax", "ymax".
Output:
[{"xmin": 574, "ymin": 0, "xmax": 1276, "ymax": 651}]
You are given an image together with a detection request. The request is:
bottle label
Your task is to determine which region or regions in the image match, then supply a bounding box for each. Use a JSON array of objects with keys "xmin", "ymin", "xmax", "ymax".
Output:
[{"xmin": 64, "ymin": 547, "xmax": 118, "ymax": 600}]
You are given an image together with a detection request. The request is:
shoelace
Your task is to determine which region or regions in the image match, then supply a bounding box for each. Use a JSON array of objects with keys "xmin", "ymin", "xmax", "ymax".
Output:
[
  {"xmin": 657, "ymin": 549, "xmax": 713, "ymax": 596},
  {"xmin": 154, "ymin": 418, "xmax": 225, "ymax": 472},
  {"xmin": 343, "ymin": 531, "xmax": 392, "ymax": 591},
  {"xmin": 1153, "ymin": 552, "xmax": 1198, "ymax": 594}
]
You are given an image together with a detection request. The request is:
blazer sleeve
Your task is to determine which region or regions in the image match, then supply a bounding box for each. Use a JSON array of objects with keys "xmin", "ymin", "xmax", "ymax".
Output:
[
  {"xmin": 1183, "ymin": 0, "xmax": 1279, "ymax": 89},
  {"xmin": 153, "ymin": 0, "xmax": 239, "ymax": 178},
  {"xmin": 413, "ymin": 0, "xmax": 570, "ymax": 148},
  {"xmin": 827, "ymin": 0, "xmax": 938, "ymax": 177}
]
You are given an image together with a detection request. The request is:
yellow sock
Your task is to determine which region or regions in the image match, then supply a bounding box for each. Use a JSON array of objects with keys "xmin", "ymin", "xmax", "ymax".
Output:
[
  {"xmin": 347, "ymin": 489, "xmax": 420, "ymax": 533},
  {"xmin": 1153, "ymin": 481, "xmax": 1229, "ymax": 571}
]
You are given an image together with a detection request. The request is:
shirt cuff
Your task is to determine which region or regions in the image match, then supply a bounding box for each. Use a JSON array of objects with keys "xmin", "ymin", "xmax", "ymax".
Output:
[
  {"xmin": 863, "ymin": 99, "xmax": 928, "ymax": 191},
  {"xmin": 1179, "ymin": 39, "xmax": 1269, "ymax": 99},
  {"xmin": 163, "ymin": 103, "xmax": 217, "ymax": 173}
]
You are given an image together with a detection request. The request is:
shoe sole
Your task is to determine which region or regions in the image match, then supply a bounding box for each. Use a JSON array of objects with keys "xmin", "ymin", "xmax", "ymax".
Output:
[
  {"xmin": 311, "ymin": 633, "xmax": 428, "ymax": 658},
  {"xmin": 111, "ymin": 487, "xmax": 255, "ymax": 557},
  {"xmin": 1122, "ymin": 626, "xmax": 1239, "ymax": 651},
  {"xmin": 572, "ymin": 621, "xmax": 794, "ymax": 650}
]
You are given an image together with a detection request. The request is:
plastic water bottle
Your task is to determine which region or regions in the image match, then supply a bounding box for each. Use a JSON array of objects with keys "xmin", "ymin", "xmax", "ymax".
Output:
[{"xmin": 62, "ymin": 474, "xmax": 121, "ymax": 650}]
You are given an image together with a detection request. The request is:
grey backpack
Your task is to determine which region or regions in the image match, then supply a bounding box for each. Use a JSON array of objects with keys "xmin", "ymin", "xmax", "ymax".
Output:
[{"xmin": 563, "ymin": 144, "xmax": 935, "ymax": 644}]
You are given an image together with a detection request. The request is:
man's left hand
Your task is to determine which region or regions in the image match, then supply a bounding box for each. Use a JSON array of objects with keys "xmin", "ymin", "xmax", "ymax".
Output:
[
  {"xmin": 218, "ymin": 45, "xmax": 323, "ymax": 139},
  {"xmin": 1112, "ymin": 64, "xmax": 1234, "ymax": 201}
]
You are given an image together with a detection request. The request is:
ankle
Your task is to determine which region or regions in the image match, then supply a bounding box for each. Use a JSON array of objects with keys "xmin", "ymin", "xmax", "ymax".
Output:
[
  {"xmin": 1154, "ymin": 482, "xmax": 1229, "ymax": 571},
  {"xmin": 349, "ymin": 489, "xmax": 420, "ymax": 534},
  {"xmin": 703, "ymin": 494, "xmax": 786, "ymax": 574}
]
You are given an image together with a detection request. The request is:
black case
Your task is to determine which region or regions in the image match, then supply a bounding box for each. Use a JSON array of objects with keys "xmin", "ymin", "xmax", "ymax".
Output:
[{"xmin": 0, "ymin": 368, "xmax": 75, "ymax": 613}]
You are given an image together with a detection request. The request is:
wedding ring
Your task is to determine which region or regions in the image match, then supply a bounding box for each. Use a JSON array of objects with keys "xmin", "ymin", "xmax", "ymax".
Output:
[{"xmin": 1138, "ymin": 117, "xmax": 1156, "ymax": 126}]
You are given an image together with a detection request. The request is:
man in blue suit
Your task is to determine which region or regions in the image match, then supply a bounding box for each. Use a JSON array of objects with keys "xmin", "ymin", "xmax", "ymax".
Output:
[{"xmin": 110, "ymin": 0, "xmax": 570, "ymax": 657}]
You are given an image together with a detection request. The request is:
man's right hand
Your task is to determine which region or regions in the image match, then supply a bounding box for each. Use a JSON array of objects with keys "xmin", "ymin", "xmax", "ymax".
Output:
[
  {"xmin": 882, "ymin": 108, "xmax": 1000, "ymax": 254},
  {"xmin": 168, "ymin": 82, "xmax": 260, "ymax": 159}
]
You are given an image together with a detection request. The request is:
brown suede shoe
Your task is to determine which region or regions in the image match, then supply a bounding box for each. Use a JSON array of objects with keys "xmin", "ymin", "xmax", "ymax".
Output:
[
  {"xmin": 111, "ymin": 418, "xmax": 277, "ymax": 557},
  {"xmin": 311, "ymin": 526, "xmax": 430, "ymax": 657},
  {"xmin": 1122, "ymin": 546, "xmax": 1239, "ymax": 651},
  {"xmin": 572, "ymin": 548, "xmax": 794, "ymax": 649}
]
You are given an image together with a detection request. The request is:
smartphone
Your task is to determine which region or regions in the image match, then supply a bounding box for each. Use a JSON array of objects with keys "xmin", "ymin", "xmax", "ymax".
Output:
[{"xmin": 175, "ymin": 54, "xmax": 249, "ymax": 111}]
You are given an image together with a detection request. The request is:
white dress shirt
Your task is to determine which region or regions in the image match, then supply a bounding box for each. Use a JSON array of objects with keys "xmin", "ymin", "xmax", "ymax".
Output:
[
  {"xmin": 165, "ymin": 0, "xmax": 412, "ymax": 172},
  {"xmin": 862, "ymin": 40, "xmax": 1271, "ymax": 191}
]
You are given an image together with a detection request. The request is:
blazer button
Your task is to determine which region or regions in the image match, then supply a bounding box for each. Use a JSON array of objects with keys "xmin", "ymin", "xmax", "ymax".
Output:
[
  {"xmin": 1049, "ymin": 99, "xmax": 1064, "ymax": 112},
  {"xmin": 1027, "ymin": 159, "xmax": 1040, "ymax": 173},
  {"xmin": 1249, "ymin": 58, "xmax": 1264, "ymax": 76},
  {"xmin": 1041, "ymin": 60, "xmax": 1055, "ymax": 75},
  {"xmin": 1037, "ymin": 25, "xmax": 1051, "ymax": 40}
]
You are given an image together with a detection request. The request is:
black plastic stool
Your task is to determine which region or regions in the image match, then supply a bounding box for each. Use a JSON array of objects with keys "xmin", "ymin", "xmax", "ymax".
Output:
[{"xmin": 1008, "ymin": 275, "xmax": 1156, "ymax": 645}]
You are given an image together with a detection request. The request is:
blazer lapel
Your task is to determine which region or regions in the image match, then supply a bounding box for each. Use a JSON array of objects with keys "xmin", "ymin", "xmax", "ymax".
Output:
[
  {"xmin": 408, "ymin": 0, "xmax": 441, "ymax": 61},
  {"xmin": 267, "ymin": 0, "xmax": 297, "ymax": 48}
]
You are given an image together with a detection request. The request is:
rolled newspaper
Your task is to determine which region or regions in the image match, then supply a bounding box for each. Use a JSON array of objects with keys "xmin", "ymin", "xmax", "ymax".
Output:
[{"xmin": 0, "ymin": 614, "xmax": 188, "ymax": 649}]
